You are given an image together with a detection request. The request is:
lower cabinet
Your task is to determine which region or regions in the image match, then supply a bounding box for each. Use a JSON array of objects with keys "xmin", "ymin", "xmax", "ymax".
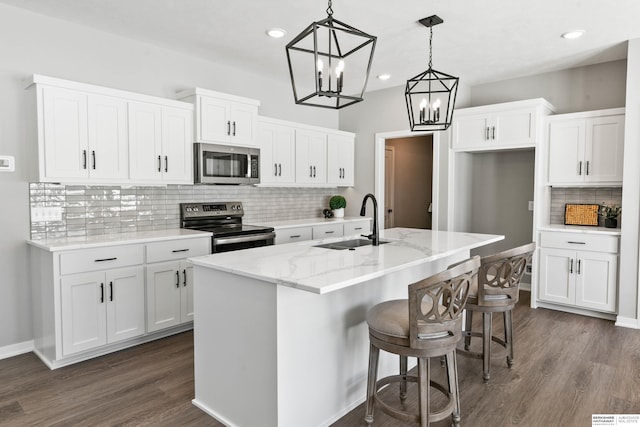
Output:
[
  {"xmin": 61, "ymin": 266, "xmax": 145, "ymax": 356},
  {"xmin": 146, "ymin": 260, "xmax": 194, "ymax": 332},
  {"xmin": 537, "ymin": 231, "xmax": 618, "ymax": 313},
  {"xmin": 274, "ymin": 219, "xmax": 372, "ymax": 245}
]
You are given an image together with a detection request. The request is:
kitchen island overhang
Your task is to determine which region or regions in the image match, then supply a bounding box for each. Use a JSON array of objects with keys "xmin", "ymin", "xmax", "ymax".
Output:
[{"xmin": 189, "ymin": 228, "xmax": 503, "ymax": 427}]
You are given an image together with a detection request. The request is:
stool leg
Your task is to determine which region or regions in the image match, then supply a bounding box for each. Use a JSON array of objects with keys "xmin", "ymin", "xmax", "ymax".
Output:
[
  {"xmin": 464, "ymin": 309, "xmax": 473, "ymax": 350},
  {"xmin": 418, "ymin": 357, "xmax": 430, "ymax": 427},
  {"xmin": 483, "ymin": 312, "xmax": 492, "ymax": 382},
  {"xmin": 399, "ymin": 355, "xmax": 408, "ymax": 402},
  {"xmin": 445, "ymin": 351, "xmax": 461, "ymax": 427},
  {"xmin": 365, "ymin": 343, "xmax": 379, "ymax": 424},
  {"xmin": 504, "ymin": 309, "xmax": 514, "ymax": 368}
]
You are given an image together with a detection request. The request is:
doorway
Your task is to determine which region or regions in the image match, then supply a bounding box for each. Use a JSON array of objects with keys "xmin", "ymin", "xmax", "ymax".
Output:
[{"xmin": 385, "ymin": 135, "xmax": 434, "ymax": 229}]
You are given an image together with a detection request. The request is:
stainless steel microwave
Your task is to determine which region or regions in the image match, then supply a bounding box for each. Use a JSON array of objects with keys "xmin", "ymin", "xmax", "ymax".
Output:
[{"xmin": 194, "ymin": 143, "xmax": 259, "ymax": 185}]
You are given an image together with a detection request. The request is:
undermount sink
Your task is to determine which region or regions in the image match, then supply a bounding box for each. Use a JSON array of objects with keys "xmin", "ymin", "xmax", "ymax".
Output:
[{"xmin": 314, "ymin": 239, "xmax": 390, "ymax": 250}]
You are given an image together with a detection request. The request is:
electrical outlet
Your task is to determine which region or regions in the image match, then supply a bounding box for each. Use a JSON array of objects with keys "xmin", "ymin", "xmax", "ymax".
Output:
[
  {"xmin": 31, "ymin": 207, "xmax": 62, "ymax": 222},
  {"xmin": 528, "ymin": 201, "xmax": 534, "ymax": 211}
]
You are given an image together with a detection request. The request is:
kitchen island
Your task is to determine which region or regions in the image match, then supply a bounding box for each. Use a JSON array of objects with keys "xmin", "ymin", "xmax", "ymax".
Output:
[{"xmin": 189, "ymin": 228, "xmax": 503, "ymax": 427}]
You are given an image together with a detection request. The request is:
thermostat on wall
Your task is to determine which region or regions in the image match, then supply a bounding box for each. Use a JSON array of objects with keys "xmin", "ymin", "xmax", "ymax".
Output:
[{"xmin": 0, "ymin": 156, "xmax": 15, "ymax": 172}]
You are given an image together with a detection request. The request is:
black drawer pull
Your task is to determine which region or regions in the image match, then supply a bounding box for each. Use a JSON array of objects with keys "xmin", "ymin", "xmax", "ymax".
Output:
[
  {"xmin": 354, "ymin": 227, "xmax": 363, "ymax": 230},
  {"xmin": 95, "ymin": 257, "xmax": 117, "ymax": 262},
  {"xmin": 290, "ymin": 235, "xmax": 302, "ymax": 238},
  {"xmin": 325, "ymin": 230, "xmax": 334, "ymax": 234},
  {"xmin": 171, "ymin": 249, "xmax": 190, "ymax": 253},
  {"xmin": 567, "ymin": 241, "xmax": 586, "ymax": 245}
]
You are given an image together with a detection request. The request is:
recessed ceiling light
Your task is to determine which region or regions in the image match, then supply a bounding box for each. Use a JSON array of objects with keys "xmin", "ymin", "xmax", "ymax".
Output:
[
  {"xmin": 377, "ymin": 74, "xmax": 391, "ymax": 80},
  {"xmin": 266, "ymin": 28, "xmax": 287, "ymax": 38},
  {"xmin": 561, "ymin": 30, "xmax": 585, "ymax": 40}
]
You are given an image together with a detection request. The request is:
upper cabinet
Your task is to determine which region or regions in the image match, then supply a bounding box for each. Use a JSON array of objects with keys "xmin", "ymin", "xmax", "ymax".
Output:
[
  {"xmin": 258, "ymin": 118, "xmax": 296, "ymax": 185},
  {"xmin": 295, "ymin": 129, "xmax": 327, "ymax": 185},
  {"xmin": 326, "ymin": 133, "xmax": 355, "ymax": 186},
  {"xmin": 546, "ymin": 109, "xmax": 625, "ymax": 186},
  {"xmin": 176, "ymin": 88, "xmax": 260, "ymax": 147},
  {"xmin": 452, "ymin": 98, "xmax": 554, "ymax": 152},
  {"xmin": 27, "ymin": 75, "xmax": 194, "ymax": 185}
]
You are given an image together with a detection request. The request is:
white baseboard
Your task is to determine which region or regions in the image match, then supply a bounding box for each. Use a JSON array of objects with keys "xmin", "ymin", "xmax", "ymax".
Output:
[
  {"xmin": 0, "ymin": 340, "xmax": 34, "ymax": 360},
  {"xmin": 615, "ymin": 316, "xmax": 640, "ymax": 329}
]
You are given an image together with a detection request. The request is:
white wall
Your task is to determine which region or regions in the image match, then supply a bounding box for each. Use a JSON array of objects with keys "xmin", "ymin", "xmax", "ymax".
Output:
[{"xmin": 0, "ymin": 3, "xmax": 337, "ymax": 350}]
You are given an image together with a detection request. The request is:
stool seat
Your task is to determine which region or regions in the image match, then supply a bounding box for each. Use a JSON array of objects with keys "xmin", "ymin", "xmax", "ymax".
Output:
[{"xmin": 365, "ymin": 257, "xmax": 480, "ymax": 427}]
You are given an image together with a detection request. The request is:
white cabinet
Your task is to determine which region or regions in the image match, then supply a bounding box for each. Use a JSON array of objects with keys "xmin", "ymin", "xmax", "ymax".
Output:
[
  {"xmin": 28, "ymin": 75, "xmax": 194, "ymax": 185},
  {"xmin": 128, "ymin": 102, "xmax": 193, "ymax": 184},
  {"xmin": 538, "ymin": 231, "xmax": 618, "ymax": 313},
  {"xmin": 344, "ymin": 220, "xmax": 371, "ymax": 236},
  {"xmin": 258, "ymin": 120, "xmax": 296, "ymax": 184},
  {"xmin": 274, "ymin": 226, "xmax": 313, "ymax": 245},
  {"xmin": 295, "ymin": 129, "xmax": 327, "ymax": 184},
  {"xmin": 40, "ymin": 87, "xmax": 129, "ymax": 181},
  {"xmin": 326, "ymin": 133, "xmax": 355, "ymax": 186},
  {"xmin": 274, "ymin": 219, "xmax": 371, "ymax": 245},
  {"xmin": 145, "ymin": 237, "xmax": 210, "ymax": 332},
  {"xmin": 177, "ymin": 88, "xmax": 260, "ymax": 147},
  {"xmin": 452, "ymin": 99, "xmax": 554, "ymax": 152},
  {"xmin": 312, "ymin": 223, "xmax": 344, "ymax": 239},
  {"xmin": 547, "ymin": 110, "xmax": 625, "ymax": 185}
]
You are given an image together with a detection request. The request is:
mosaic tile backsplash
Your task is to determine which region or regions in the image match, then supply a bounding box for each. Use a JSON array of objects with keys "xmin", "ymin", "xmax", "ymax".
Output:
[
  {"xmin": 29, "ymin": 183, "xmax": 345, "ymax": 240},
  {"xmin": 550, "ymin": 187, "xmax": 622, "ymax": 227}
]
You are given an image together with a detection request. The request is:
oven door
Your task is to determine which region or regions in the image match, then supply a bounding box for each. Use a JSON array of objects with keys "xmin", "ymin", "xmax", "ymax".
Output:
[
  {"xmin": 212, "ymin": 232, "xmax": 276, "ymax": 253},
  {"xmin": 195, "ymin": 143, "xmax": 260, "ymax": 185}
]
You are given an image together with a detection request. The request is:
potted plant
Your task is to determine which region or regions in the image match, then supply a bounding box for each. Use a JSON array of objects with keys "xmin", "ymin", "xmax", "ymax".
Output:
[
  {"xmin": 599, "ymin": 203, "xmax": 621, "ymax": 228},
  {"xmin": 329, "ymin": 195, "xmax": 347, "ymax": 218}
]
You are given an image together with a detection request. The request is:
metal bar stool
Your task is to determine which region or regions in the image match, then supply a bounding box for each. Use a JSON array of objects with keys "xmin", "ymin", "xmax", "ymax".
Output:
[
  {"xmin": 457, "ymin": 243, "xmax": 535, "ymax": 382},
  {"xmin": 364, "ymin": 256, "xmax": 480, "ymax": 427}
]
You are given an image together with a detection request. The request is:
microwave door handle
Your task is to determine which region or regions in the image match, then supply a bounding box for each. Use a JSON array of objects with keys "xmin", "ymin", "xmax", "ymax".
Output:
[{"xmin": 246, "ymin": 154, "xmax": 251, "ymax": 177}]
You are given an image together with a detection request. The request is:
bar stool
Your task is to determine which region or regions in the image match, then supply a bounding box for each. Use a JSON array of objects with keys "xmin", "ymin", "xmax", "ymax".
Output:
[
  {"xmin": 364, "ymin": 256, "xmax": 480, "ymax": 427},
  {"xmin": 457, "ymin": 243, "xmax": 535, "ymax": 382}
]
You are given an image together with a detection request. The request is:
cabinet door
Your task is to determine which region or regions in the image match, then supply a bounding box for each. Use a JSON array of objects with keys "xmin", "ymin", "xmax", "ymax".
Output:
[
  {"xmin": 295, "ymin": 129, "xmax": 326, "ymax": 184},
  {"xmin": 199, "ymin": 96, "xmax": 230, "ymax": 143},
  {"xmin": 312, "ymin": 223, "xmax": 344, "ymax": 239},
  {"xmin": 547, "ymin": 119, "xmax": 585, "ymax": 184},
  {"xmin": 575, "ymin": 252, "xmax": 617, "ymax": 312},
  {"xmin": 87, "ymin": 94, "xmax": 129, "ymax": 180},
  {"xmin": 584, "ymin": 115, "xmax": 624, "ymax": 184},
  {"xmin": 128, "ymin": 101, "xmax": 163, "ymax": 182},
  {"xmin": 42, "ymin": 87, "xmax": 89, "ymax": 179},
  {"xmin": 494, "ymin": 108, "xmax": 536, "ymax": 147},
  {"xmin": 230, "ymin": 102, "xmax": 258, "ymax": 146},
  {"xmin": 274, "ymin": 226, "xmax": 312, "ymax": 245},
  {"xmin": 106, "ymin": 266, "xmax": 145, "ymax": 343},
  {"xmin": 538, "ymin": 248, "xmax": 575, "ymax": 305},
  {"xmin": 451, "ymin": 114, "xmax": 491, "ymax": 150},
  {"xmin": 61, "ymin": 272, "xmax": 107, "ymax": 356},
  {"xmin": 259, "ymin": 123, "xmax": 295, "ymax": 184},
  {"xmin": 327, "ymin": 134, "xmax": 355, "ymax": 186},
  {"xmin": 180, "ymin": 261, "xmax": 195, "ymax": 323},
  {"xmin": 161, "ymin": 106, "xmax": 193, "ymax": 183},
  {"xmin": 146, "ymin": 261, "xmax": 182, "ymax": 332}
]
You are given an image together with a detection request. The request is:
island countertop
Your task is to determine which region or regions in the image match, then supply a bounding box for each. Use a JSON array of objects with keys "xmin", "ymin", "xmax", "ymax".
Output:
[{"xmin": 189, "ymin": 228, "xmax": 503, "ymax": 294}]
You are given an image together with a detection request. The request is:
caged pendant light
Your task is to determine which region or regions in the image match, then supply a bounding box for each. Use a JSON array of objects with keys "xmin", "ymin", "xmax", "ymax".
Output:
[
  {"xmin": 285, "ymin": 0, "xmax": 377, "ymax": 109},
  {"xmin": 405, "ymin": 15, "xmax": 459, "ymax": 131}
]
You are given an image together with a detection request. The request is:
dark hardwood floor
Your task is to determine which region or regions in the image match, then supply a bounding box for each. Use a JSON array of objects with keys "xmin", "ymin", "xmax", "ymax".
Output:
[{"xmin": 1, "ymin": 293, "xmax": 639, "ymax": 426}]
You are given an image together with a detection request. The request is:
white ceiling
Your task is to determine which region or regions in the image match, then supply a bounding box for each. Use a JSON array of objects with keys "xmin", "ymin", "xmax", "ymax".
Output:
[{"xmin": 2, "ymin": 0, "xmax": 640, "ymax": 92}]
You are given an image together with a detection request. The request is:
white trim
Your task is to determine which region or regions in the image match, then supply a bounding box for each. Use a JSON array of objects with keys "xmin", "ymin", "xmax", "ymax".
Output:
[
  {"xmin": 374, "ymin": 130, "xmax": 440, "ymax": 230},
  {"xmin": 0, "ymin": 340, "xmax": 34, "ymax": 360},
  {"xmin": 535, "ymin": 301, "xmax": 617, "ymax": 321},
  {"xmin": 615, "ymin": 316, "xmax": 640, "ymax": 329}
]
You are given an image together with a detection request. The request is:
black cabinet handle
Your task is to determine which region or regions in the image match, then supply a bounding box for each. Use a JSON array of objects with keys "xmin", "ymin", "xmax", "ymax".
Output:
[
  {"xmin": 325, "ymin": 230, "xmax": 334, "ymax": 234},
  {"xmin": 492, "ymin": 126, "xmax": 496, "ymax": 140},
  {"xmin": 278, "ymin": 163, "xmax": 282, "ymax": 176},
  {"xmin": 569, "ymin": 259, "xmax": 574, "ymax": 274},
  {"xmin": 567, "ymin": 241, "xmax": 586, "ymax": 245},
  {"xmin": 171, "ymin": 249, "xmax": 189, "ymax": 253},
  {"xmin": 175, "ymin": 270, "xmax": 180, "ymax": 288},
  {"xmin": 577, "ymin": 259, "xmax": 581, "ymax": 274},
  {"xmin": 485, "ymin": 127, "xmax": 490, "ymax": 140},
  {"xmin": 232, "ymin": 121, "xmax": 236, "ymax": 136},
  {"xmin": 82, "ymin": 150, "xmax": 87, "ymax": 169},
  {"xmin": 158, "ymin": 155, "xmax": 162, "ymax": 172},
  {"xmin": 183, "ymin": 269, "xmax": 187, "ymax": 287},
  {"xmin": 274, "ymin": 163, "xmax": 278, "ymax": 176},
  {"xmin": 578, "ymin": 161, "xmax": 582, "ymax": 175},
  {"xmin": 92, "ymin": 151, "xmax": 96, "ymax": 170},
  {"xmin": 109, "ymin": 282, "xmax": 113, "ymax": 301},
  {"xmin": 586, "ymin": 161, "xmax": 590, "ymax": 175},
  {"xmin": 95, "ymin": 257, "xmax": 117, "ymax": 262},
  {"xmin": 309, "ymin": 166, "xmax": 313, "ymax": 178},
  {"xmin": 227, "ymin": 120, "xmax": 231, "ymax": 135},
  {"xmin": 100, "ymin": 283, "xmax": 104, "ymax": 303},
  {"xmin": 165, "ymin": 156, "xmax": 168, "ymax": 172},
  {"xmin": 290, "ymin": 234, "xmax": 301, "ymax": 238},
  {"xmin": 313, "ymin": 166, "xmax": 316, "ymax": 178},
  {"xmin": 354, "ymin": 227, "xmax": 363, "ymax": 230}
]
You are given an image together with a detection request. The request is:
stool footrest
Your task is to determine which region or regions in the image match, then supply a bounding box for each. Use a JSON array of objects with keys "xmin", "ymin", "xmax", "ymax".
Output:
[{"xmin": 457, "ymin": 331, "xmax": 507, "ymax": 359}]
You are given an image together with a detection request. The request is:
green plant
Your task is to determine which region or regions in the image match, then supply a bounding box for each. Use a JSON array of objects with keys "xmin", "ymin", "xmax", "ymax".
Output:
[
  {"xmin": 599, "ymin": 203, "xmax": 621, "ymax": 219},
  {"xmin": 329, "ymin": 195, "xmax": 347, "ymax": 210}
]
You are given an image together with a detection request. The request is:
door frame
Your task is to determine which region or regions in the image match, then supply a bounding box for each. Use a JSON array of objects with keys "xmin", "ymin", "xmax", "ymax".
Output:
[
  {"xmin": 384, "ymin": 146, "xmax": 395, "ymax": 228},
  {"xmin": 374, "ymin": 130, "xmax": 441, "ymax": 230}
]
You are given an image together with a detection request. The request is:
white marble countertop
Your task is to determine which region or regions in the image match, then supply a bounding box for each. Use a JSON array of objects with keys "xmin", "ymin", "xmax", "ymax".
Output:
[
  {"xmin": 538, "ymin": 224, "xmax": 621, "ymax": 236},
  {"xmin": 189, "ymin": 228, "xmax": 503, "ymax": 294},
  {"xmin": 27, "ymin": 228, "xmax": 212, "ymax": 251},
  {"xmin": 258, "ymin": 216, "xmax": 371, "ymax": 230}
]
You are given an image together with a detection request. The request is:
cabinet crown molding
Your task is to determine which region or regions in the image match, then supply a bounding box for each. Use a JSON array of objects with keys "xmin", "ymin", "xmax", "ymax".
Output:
[{"xmin": 176, "ymin": 87, "xmax": 260, "ymax": 106}]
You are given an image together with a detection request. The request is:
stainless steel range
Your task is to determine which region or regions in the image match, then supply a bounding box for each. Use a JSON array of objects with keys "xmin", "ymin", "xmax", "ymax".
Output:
[{"xmin": 180, "ymin": 202, "xmax": 275, "ymax": 253}]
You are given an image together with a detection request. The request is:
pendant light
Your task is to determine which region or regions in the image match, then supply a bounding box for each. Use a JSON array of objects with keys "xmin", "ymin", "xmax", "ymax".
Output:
[
  {"xmin": 285, "ymin": 0, "xmax": 377, "ymax": 109},
  {"xmin": 405, "ymin": 15, "xmax": 459, "ymax": 131}
]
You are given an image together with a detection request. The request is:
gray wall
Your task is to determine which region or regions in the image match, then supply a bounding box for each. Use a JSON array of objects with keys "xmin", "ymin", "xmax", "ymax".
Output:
[{"xmin": 0, "ymin": 3, "xmax": 337, "ymax": 349}]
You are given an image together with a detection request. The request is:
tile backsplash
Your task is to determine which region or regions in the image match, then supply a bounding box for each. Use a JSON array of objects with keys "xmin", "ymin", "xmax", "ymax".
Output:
[
  {"xmin": 29, "ymin": 183, "xmax": 345, "ymax": 240},
  {"xmin": 550, "ymin": 187, "xmax": 622, "ymax": 226}
]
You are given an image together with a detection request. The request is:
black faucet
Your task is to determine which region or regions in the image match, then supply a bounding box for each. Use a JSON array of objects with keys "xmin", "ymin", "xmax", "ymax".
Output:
[{"xmin": 360, "ymin": 193, "xmax": 379, "ymax": 246}]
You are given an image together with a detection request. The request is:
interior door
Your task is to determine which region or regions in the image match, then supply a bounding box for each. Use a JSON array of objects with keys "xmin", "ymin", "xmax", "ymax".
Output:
[{"xmin": 384, "ymin": 147, "xmax": 395, "ymax": 228}]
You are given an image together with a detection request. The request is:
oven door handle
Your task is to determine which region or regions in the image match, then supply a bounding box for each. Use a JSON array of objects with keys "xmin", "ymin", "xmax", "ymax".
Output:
[{"xmin": 213, "ymin": 232, "xmax": 276, "ymax": 246}]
